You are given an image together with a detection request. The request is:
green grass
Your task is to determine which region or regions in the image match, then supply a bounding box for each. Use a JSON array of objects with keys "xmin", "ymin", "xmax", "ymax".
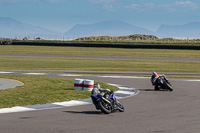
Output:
[
  {"xmin": 0, "ymin": 45, "xmax": 200, "ymax": 58},
  {"xmin": 0, "ymin": 74, "xmax": 118, "ymax": 108},
  {"xmin": 0, "ymin": 57, "xmax": 199, "ymax": 73}
]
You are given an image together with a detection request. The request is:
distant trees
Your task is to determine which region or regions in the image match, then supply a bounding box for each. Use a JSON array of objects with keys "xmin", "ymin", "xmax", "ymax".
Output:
[{"xmin": 76, "ymin": 34, "xmax": 159, "ymax": 41}]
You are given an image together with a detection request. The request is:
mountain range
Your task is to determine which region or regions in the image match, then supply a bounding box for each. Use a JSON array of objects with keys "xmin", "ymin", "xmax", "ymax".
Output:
[
  {"xmin": 64, "ymin": 20, "xmax": 154, "ymax": 37},
  {"xmin": 0, "ymin": 17, "xmax": 61, "ymax": 38},
  {"xmin": 0, "ymin": 17, "xmax": 200, "ymax": 39}
]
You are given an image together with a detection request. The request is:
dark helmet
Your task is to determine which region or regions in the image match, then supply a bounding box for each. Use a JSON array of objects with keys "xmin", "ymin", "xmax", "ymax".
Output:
[
  {"xmin": 94, "ymin": 83, "xmax": 100, "ymax": 89},
  {"xmin": 152, "ymin": 72, "xmax": 157, "ymax": 79},
  {"xmin": 152, "ymin": 72, "xmax": 157, "ymax": 76}
]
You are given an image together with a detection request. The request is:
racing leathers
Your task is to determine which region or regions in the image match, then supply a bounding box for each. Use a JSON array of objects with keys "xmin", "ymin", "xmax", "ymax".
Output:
[{"xmin": 151, "ymin": 72, "xmax": 168, "ymax": 90}]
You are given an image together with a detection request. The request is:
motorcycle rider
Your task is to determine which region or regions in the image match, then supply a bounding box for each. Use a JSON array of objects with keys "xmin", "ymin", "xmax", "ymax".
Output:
[
  {"xmin": 91, "ymin": 83, "xmax": 111, "ymax": 95},
  {"xmin": 151, "ymin": 72, "xmax": 168, "ymax": 90},
  {"xmin": 91, "ymin": 83, "xmax": 116, "ymax": 110}
]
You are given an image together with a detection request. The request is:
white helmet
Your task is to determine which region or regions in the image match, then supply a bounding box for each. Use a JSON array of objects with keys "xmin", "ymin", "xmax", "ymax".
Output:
[{"xmin": 94, "ymin": 83, "xmax": 100, "ymax": 89}]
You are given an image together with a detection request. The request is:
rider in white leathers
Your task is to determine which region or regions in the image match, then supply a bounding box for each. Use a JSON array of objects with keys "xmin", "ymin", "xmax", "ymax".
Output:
[{"xmin": 91, "ymin": 83, "xmax": 111, "ymax": 95}]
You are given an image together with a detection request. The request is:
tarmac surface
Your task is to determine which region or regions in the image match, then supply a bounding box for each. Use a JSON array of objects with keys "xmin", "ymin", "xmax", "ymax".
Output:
[
  {"xmin": 0, "ymin": 54, "xmax": 200, "ymax": 133},
  {"xmin": 0, "ymin": 78, "xmax": 23, "ymax": 90}
]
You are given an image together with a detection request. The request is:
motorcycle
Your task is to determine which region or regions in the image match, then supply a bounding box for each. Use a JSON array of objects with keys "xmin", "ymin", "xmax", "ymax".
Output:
[
  {"xmin": 91, "ymin": 90, "xmax": 124, "ymax": 114},
  {"xmin": 155, "ymin": 76, "xmax": 173, "ymax": 91}
]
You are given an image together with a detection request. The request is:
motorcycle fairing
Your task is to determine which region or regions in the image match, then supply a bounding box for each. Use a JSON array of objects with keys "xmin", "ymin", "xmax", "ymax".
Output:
[{"xmin": 91, "ymin": 94, "xmax": 103, "ymax": 102}]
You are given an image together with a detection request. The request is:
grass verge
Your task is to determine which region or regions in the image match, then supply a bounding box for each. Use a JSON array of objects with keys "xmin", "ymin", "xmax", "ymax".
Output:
[
  {"xmin": 0, "ymin": 74, "xmax": 118, "ymax": 108},
  {"xmin": 0, "ymin": 57, "xmax": 200, "ymax": 73},
  {"xmin": 0, "ymin": 45, "xmax": 200, "ymax": 58}
]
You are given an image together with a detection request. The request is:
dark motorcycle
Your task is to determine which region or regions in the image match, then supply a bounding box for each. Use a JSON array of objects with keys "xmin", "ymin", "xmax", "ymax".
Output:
[
  {"xmin": 155, "ymin": 76, "xmax": 173, "ymax": 91},
  {"xmin": 91, "ymin": 90, "xmax": 124, "ymax": 114}
]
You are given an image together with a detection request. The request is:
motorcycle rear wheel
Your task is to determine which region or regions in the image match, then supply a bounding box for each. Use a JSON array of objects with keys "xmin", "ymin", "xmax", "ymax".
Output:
[
  {"xmin": 155, "ymin": 85, "xmax": 160, "ymax": 91},
  {"xmin": 98, "ymin": 101, "xmax": 112, "ymax": 114}
]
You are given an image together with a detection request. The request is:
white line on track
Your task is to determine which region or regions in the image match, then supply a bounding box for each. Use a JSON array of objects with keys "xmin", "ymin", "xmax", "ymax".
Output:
[
  {"xmin": 184, "ymin": 79, "xmax": 200, "ymax": 82},
  {"xmin": 0, "ymin": 71, "xmax": 150, "ymax": 79}
]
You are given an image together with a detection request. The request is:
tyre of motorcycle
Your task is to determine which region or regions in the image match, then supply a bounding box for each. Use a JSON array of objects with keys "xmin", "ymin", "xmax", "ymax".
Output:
[
  {"xmin": 162, "ymin": 81, "xmax": 173, "ymax": 91},
  {"xmin": 116, "ymin": 102, "xmax": 125, "ymax": 112},
  {"xmin": 165, "ymin": 82, "xmax": 173, "ymax": 91},
  {"xmin": 154, "ymin": 84, "xmax": 160, "ymax": 91},
  {"xmin": 155, "ymin": 78, "xmax": 162, "ymax": 91},
  {"xmin": 97, "ymin": 100, "xmax": 112, "ymax": 114}
]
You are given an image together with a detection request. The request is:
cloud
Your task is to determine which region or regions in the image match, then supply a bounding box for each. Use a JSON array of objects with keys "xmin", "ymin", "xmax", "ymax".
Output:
[
  {"xmin": 0, "ymin": 0, "xmax": 67, "ymax": 3},
  {"xmin": 0, "ymin": 0, "xmax": 33, "ymax": 2},
  {"xmin": 124, "ymin": 1, "xmax": 199, "ymax": 12},
  {"xmin": 161, "ymin": 1, "xmax": 198, "ymax": 12},
  {"xmin": 175, "ymin": 1, "xmax": 198, "ymax": 10},
  {"xmin": 102, "ymin": 4, "xmax": 115, "ymax": 11},
  {"xmin": 124, "ymin": 3, "xmax": 155, "ymax": 11},
  {"xmin": 88, "ymin": 0, "xmax": 117, "ymax": 11},
  {"xmin": 0, "ymin": 0, "xmax": 116, "ymax": 10},
  {"xmin": 89, "ymin": 0, "xmax": 116, "ymax": 4}
]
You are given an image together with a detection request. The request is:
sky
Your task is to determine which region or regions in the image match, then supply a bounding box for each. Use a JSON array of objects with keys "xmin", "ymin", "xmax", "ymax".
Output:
[{"xmin": 0, "ymin": 0, "xmax": 200, "ymax": 33}]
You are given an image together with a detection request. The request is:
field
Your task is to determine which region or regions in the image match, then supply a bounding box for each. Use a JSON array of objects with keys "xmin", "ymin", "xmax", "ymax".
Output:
[
  {"xmin": 0, "ymin": 45, "xmax": 200, "ymax": 73},
  {"xmin": 0, "ymin": 45, "xmax": 200, "ymax": 58},
  {"xmin": 0, "ymin": 57, "xmax": 199, "ymax": 73}
]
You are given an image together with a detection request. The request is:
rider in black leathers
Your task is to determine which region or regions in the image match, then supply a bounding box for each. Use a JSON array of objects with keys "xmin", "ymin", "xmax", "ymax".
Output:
[{"xmin": 151, "ymin": 72, "xmax": 168, "ymax": 90}]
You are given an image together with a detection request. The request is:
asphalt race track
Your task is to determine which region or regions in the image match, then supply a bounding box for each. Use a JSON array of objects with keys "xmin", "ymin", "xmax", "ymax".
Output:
[{"xmin": 0, "ymin": 55, "xmax": 200, "ymax": 133}]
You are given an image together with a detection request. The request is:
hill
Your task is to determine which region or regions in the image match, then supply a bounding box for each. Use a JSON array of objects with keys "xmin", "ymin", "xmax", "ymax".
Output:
[
  {"xmin": 76, "ymin": 34, "xmax": 159, "ymax": 41},
  {"xmin": 1, "ymin": 17, "xmax": 200, "ymax": 39},
  {"xmin": 0, "ymin": 17, "xmax": 61, "ymax": 38}
]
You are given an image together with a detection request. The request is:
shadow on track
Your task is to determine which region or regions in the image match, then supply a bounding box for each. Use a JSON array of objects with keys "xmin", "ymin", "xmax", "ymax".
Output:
[
  {"xmin": 139, "ymin": 89, "xmax": 155, "ymax": 91},
  {"xmin": 63, "ymin": 111, "xmax": 102, "ymax": 115},
  {"xmin": 139, "ymin": 89, "xmax": 169, "ymax": 92}
]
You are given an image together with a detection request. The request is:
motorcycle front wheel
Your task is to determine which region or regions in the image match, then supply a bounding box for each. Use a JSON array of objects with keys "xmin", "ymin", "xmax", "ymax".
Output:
[
  {"xmin": 116, "ymin": 102, "xmax": 125, "ymax": 112},
  {"xmin": 166, "ymin": 83, "xmax": 173, "ymax": 91},
  {"xmin": 97, "ymin": 101, "xmax": 112, "ymax": 114}
]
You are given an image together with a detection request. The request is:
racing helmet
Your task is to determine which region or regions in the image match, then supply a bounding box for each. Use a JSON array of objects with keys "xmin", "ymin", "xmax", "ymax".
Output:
[
  {"xmin": 152, "ymin": 72, "xmax": 157, "ymax": 78},
  {"xmin": 94, "ymin": 83, "xmax": 100, "ymax": 89},
  {"xmin": 152, "ymin": 72, "xmax": 157, "ymax": 76}
]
